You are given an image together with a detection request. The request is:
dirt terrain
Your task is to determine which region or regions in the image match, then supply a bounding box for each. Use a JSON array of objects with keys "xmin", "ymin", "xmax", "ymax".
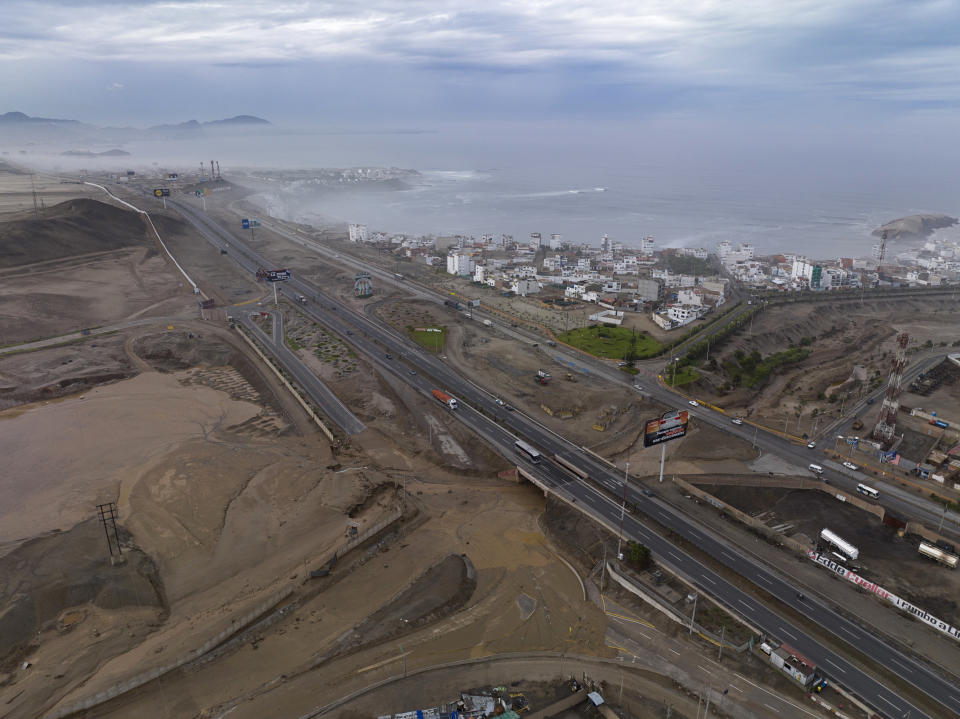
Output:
[
  {"xmin": 691, "ymin": 297, "xmax": 960, "ymax": 432},
  {"xmin": 0, "ymin": 179, "xmax": 879, "ymax": 719}
]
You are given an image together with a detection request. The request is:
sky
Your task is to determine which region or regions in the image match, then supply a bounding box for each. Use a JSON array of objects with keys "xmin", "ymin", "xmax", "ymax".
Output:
[{"xmin": 2, "ymin": 0, "xmax": 960, "ymax": 131}]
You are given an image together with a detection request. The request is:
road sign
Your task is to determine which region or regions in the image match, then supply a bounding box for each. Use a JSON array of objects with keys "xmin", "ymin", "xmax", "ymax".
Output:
[
  {"xmin": 241, "ymin": 219, "xmax": 250, "ymax": 229},
  {"xmin": 153, "ymin": 188, "xmax": 170, "ymax": 197},
  {"xmin": 643, "ymin": 410, "xmax": 689, "ymax": 447},
  {"xmin": 249, "ymin": 218, "xmax": 261, "ymax": 228}
]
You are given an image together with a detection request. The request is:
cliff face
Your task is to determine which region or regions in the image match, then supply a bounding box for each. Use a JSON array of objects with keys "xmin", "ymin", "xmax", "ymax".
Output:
[{"xmin": 873, "ymin": 214, "xmax": 957, "ymax": 241}]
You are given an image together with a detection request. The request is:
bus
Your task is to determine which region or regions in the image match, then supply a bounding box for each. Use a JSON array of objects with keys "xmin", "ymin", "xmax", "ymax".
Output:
[
  {"xmin": 514, "ymin": 440, "xmax": 542, "ymax": 464},
  {"xmin": 857, "ymin": 483, "xmax": 879, "ymax": 499}
]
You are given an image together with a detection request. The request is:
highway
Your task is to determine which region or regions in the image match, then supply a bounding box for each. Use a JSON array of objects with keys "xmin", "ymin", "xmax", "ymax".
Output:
[
  {"xmin": 166, "ymin": 196, "xmax": 959, "ymax": 718},
  {"xmin": 251, "ymin": 209, "xmax": 960, "ymax": 539}
]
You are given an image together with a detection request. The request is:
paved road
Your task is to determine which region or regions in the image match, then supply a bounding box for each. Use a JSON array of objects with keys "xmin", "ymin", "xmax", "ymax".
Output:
[
  {"xmin": 248, "ymin": 208, "xmax": 960, "ymax": 538},
  {"xmin": 166, "ymin": 197, "xmax": 959, "ymax": 718},
  {"xmin": 241, "ymin": 311, "xmax": 366, "ymax": 435}
]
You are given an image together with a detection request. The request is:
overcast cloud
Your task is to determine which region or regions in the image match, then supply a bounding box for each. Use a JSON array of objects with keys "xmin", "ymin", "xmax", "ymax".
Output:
[{"xmin": 1, "ymin": 1, "xmax": 959, "ymax": 126}]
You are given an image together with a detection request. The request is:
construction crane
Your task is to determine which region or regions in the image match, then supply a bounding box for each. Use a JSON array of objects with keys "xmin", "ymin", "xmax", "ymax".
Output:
[
  {"xmin": 874, "ymin": 230, "xmax": 888, "ymax": 278},
  {"xmin": 871, "ymin": 332, "xmax": 909, "ymax": 446}
]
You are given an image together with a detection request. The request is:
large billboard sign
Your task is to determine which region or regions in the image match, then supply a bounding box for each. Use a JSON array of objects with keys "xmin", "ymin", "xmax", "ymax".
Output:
[
  {"xmin": 256, "ymin": 268, "xmax": 291, "ymax": 282},
  {"xmin": 643, "ymin": 409, "xmax": 689, "ymax": 447}
]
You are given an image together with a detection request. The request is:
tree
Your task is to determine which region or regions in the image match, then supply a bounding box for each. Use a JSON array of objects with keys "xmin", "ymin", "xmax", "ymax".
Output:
[{"xmin": 627, "ymin": 541, "xmax": 652, "ymax": 570}]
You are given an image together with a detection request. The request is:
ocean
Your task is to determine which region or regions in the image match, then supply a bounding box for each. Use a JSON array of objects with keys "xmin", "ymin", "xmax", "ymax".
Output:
[{"xmin": 38, "ymin": 125, "xmax": 960, "ymax": 259}]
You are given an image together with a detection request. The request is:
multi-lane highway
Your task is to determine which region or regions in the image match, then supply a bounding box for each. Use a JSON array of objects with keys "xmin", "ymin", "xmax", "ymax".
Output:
[
  {"xmin": 166, "ymin": 196, "xmax": 960, "ymax": 718},
  {"xmin": 249, "ymin": 209, "xmax": 960, "ymax": 539}
]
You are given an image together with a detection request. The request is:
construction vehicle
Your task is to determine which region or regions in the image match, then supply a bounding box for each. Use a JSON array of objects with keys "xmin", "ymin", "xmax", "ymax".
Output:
[
  {"xmin": 535, "ymin": 369, "xmax": 551, "ymax": 385},
  {"xmin": 431, "ymin": 389, "xmax": 458, "ymax": 409}
]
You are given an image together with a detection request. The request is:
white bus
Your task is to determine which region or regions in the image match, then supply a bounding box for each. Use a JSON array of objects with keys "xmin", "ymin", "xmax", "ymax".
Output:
[
  {"xmin": 514, "ymin": 440, "xmax": 542, "ymax": 464},
  {"xmin": 857, "ymin": 483, "xmax": 879, "ymax": 499}
]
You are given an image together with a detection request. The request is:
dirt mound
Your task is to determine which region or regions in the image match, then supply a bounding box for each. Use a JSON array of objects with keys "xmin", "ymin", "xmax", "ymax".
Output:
[
  {"xmin": 132, "ymin": 331, "xmax": 235, "ymax": 371},
  {"xmin": 0, "ymin": 519, "xmax": 166, "ymax": 670},
  {"xmin": 0, "ymin": 198, "xmax": 147, "ymax": 268}
]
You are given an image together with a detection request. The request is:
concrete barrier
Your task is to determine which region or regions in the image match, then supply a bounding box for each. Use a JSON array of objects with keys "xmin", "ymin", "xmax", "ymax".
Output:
[{"xmin": 235, "ymin": 324, "xmax": 337, "ymax": 443}]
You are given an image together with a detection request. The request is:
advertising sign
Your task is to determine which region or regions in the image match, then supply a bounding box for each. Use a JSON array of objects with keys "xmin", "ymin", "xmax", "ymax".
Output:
[
  {"xmin": 808, "ymin": 551, "xmax": 960, "ymax": 642},
  {"xmin": 643, "ymin": 410, "xmax": 689, "ymax": 447},
  {"xmin": 256, "ymin": 268, "xmax": 291, "ymax": 282}
]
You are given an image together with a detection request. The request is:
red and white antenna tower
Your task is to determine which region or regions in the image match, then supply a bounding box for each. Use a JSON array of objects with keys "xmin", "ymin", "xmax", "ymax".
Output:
[{"xmin": 871, "ymin": 332, "xmax": 909, "ymax": 445}]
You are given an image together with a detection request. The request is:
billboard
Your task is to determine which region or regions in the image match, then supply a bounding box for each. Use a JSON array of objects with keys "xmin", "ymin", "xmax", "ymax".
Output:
[
  {"xmin": 153, "ymin": 188, "xmax": 170, "ymax": 197},
  {"xmin": 643, "ymin": 409, "xmax": 689, "ymax": 447},
  {"xmin": 256, "ymin": 268, "xmax": 291, "ymax": 282}
]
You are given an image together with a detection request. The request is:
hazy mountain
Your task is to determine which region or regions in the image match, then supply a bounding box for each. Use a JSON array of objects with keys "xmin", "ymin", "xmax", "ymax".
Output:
[
  {"xmin": 0, "ymin": 111, "xmax": 81, "ymax": 125},
  {"xmin": 873, "ymin": 214, "xmax": 958, "ymax": 241}
]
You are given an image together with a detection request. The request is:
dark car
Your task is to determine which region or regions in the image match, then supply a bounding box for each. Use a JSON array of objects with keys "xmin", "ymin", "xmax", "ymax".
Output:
[
  {"xmin": 385, "ymin": 353, "xmax": 393, "ymax": 359},
  {"xmin": 642, "ymin": 489, "xmax": 654, "ymax": 497}
]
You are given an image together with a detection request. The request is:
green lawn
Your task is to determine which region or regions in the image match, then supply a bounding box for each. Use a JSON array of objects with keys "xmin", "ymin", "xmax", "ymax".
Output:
[
  {"xmin": 666, "ymin": 365, "xmax": 700, "ymax": 387},
  {"xmin": 407, "ymin": 325, "xmax": 447, "ymax": 353},
  {"xmin": 557, "ymin": 325, "xmax": 663, "ymax": 360}
]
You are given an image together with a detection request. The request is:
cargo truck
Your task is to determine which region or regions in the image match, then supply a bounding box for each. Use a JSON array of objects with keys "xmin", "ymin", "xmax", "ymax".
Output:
[
  {"xmin": 432, "ymin": 389, "xmax": 458, "ymax": 409},
  {"xmin": 483, "ymin": 319, "xmax": 493, "ymax": 327}
]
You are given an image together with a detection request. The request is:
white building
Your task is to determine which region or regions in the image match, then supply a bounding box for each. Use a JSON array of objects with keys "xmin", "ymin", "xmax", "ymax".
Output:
[
  {"xmin": 446, "ymin": 253, "xmax": 475, "ymax": 276},
  {"xmin": 348, "ymin": 223, "xmax": 368, "ymax": 243},
  {"xmin": 676, "ymin": 288, "xmax": 702, "ymax": 306},
  {"xmin": 640, "ymin": 236, "xmax": 655, "ymax": 254},
  {"xmin": 512, "ymin": 278, "xmax": 541, "ymax": 296},
  {"xmin": 474, "ymin": 265, "xmax": 486, "ymax": 283},
  {"xmin": 549, "ymin": 233, "xmax": 563, "ymax": 250}
]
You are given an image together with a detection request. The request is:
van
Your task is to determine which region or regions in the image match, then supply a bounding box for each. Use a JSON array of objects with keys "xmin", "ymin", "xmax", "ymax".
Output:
[{"xmin": 808, "ymin": 463, "xmax": 824, "ymax": 475}]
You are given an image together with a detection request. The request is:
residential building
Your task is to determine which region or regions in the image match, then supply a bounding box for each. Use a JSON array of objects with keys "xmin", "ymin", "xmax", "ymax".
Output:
[{"xmin": 348, "ymin": 223, "xmax": 368, "ymax": 243}]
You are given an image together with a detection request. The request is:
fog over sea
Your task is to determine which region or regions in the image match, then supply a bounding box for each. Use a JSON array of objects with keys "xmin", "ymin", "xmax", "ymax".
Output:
[{"xmin": 117, "ymin": 125, "xmax": 960, "ymax": 259}]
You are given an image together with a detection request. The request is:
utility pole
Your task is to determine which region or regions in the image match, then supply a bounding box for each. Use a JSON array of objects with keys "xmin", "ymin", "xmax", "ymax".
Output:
[
  {"xmin": 689, "ymin": 593, "xmax": 698, "ymax": 634},
  {"xmin": 718, "ymin": 626, "xmax": 724, "ymax": 661}
]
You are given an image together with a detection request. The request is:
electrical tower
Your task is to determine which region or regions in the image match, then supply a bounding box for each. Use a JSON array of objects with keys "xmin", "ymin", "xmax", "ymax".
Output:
[
  {"xmin": 871, "ymin": 332, "xmax": 909, "ymax": 446},
  {"xmin": 875, "ymin": 230, "xmax": 888, "ymax": 278}
]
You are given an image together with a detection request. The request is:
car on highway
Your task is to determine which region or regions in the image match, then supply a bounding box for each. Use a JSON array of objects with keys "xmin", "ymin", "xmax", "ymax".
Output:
[
  {"xmin": 842, "ymin": 461, "xmax": 859, "ymax": 471},
  {"xmin": 633, "ymin": 384, "xmax": 643, "ymax": 391},
  {"xmin": 504, "ymin": 404, "xmax": 515, "ymax": 411},
  {"xmin": 385, "ymin": 353, "xmax": 393, "ymax": 359},
  {"xmin": 688, "ymin": 400, "xmax": 698, "ymax": 407},
  {"xmin": 346, "ymin": 330, "xmax": 353, "ymax": 335},
  {"xmin": 642, "ymin": 489, "xmax": 654, "ymax": 497},
  {"xmin": 495, "ymin": 398, "xmax": 505, "ymax": 406},
  {"xmin": 807, "ymin": 441, "xmax": 816, "ymax": 448},
  {"xmin": 409, "ymin": 369, "xmax": 416, "ymax": 375},
  {"xmin": 731, "ymin": 418, "xmax": 744, "ymax": 425}
]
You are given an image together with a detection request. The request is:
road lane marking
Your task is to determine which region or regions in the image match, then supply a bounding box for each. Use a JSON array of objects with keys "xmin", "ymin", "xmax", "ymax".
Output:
[
  {"xmin": 737, "ymin": 599, "xmax": 752, "ymax": 611},
  {"xmin": 733, "ymin": 673, "xmax": 820, "ymax": 718},
  {"xmin": 729, "ymin": 684, "xmax": 743, "ymax": 693},
  {"xmin": 838, "ymin": 625, "xmax": 858, "ymax": 638},
  {"xmin": 763, "ymin": 704, "xmax": 780, "ymax": 714},
  {"xmin": 605, "ymin": 612, "xmax": 656, "ymax": 631},
  {"xmin": 668, "ymin": 551, "xmax": 684, "ymax": 562},
  {"xmin": 701, "ymin": 575, "xmax": 716, "ymax": 585},
  {"xmin": 889, "ymin": 657, "xmax": 912, "ymax": 673},
  {"xmin": 668, "ymin": 648, "xmax": 680, "ymax": 656},
  {"xmin": 779, "ymin": 628, "xmax": 798, "ymax": 640},
  {"xmin": 877, "ymin": 694, "xmax": 901, "ymax": 710},
  {"xmin": 698, "ymin": 665, "xmax": 714, "ymax": 675},
  {"xmin": 824, "ymin": 658, "xmax": 847, "ymax": 674},
  {"xmin": 757, "ymin": 574, "xmax": 772, "ymax": 584},
  {"xmin": 721, "ymin": 550, "xmax": 737, "ymax": 561}
]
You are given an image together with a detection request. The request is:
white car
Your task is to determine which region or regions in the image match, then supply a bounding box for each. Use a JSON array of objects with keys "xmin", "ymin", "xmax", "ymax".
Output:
[
  {"xmin": 807, "ymin": 441, "xmax": 816, "ymax": 448},
  {"xmin": 732, "ymin": 418, "xmax": 744, "ymax": 425},
  {"xmin": 688, "ymin": 400, "xmax": 698, "ymax": 407},
  {"xmin": 633, "ymin": 384, "xmax": 643, "ymax": 391},
  {"xmin": 842, "ymin": 461, "xmax": 859, "ymax": 471}
]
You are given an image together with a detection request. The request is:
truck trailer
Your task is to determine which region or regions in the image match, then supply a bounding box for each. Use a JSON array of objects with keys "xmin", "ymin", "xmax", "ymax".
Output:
[{"xmin": 431, "ymin": 389, "xmax": 458, "ymax": 409}]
